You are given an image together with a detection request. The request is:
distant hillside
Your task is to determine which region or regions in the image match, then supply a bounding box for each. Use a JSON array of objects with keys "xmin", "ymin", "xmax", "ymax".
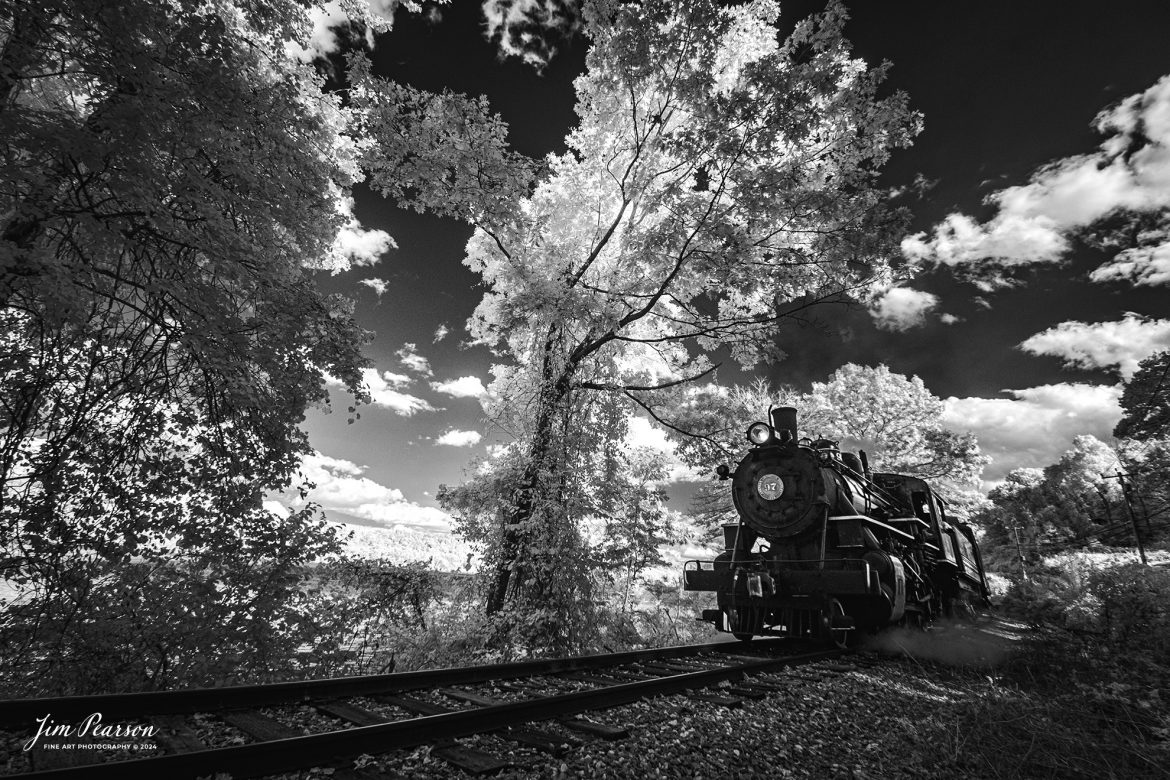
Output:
[{"xmin": 338, "ymin": 523, "xmax": 478, "ymax": 572}]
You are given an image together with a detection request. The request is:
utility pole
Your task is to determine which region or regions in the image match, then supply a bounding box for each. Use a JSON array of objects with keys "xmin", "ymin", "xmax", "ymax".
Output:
[
  {"xmin": 1106, "ymin": 471, "xmax": 1148, "ymax": 565},
  {"xmin": 1011, "ymin": 525, "xmax": 1029, "ymax": 581}
]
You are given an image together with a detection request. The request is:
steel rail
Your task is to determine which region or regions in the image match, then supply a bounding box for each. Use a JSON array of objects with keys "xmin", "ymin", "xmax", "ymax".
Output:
[
  {"xmin": 10, "ymin": 647, "xmax": 844, "ymax": 779},
  {"xmin": 0, "ymin": 638, "xmax": 784, "ymax": 727}
]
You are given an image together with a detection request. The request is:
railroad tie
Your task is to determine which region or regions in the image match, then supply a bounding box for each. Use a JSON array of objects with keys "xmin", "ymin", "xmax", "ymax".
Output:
[
  {"xmin": 560, "ymin": 719, "xmax": 629, "ymax": 740},
  {"xmin": 689, "ymin": 693, "xmax": 744, "ymax": 708},
  {"xmin": 316, "ymin": 701, "xmax": 390, "ymax": 727},
  {"xmin": 383, "ymin": 690, "xmax": 571, "ymax": 764},
  {"xmin": 726, "ymin": 686, "xmax": 768, "ymax": 700},
  {"xmin": 151, "ymin": 714, "xmax": 205, "ymax": 754},
  {"xmin": 558, "ymin": 672, "xmax": 628, "ymax": 686},
  {"xmin": 373, "ymin": 696, "xmax": 511, "ymax": 776},
  {"xmin": 736, "ymin": 679, "xmax": 791, "ymax": 692},
  {"xmin": 220, "ymin": 711, "xmax": 302, "ymax": 742},
  {"xmin": 439, "ymin": 688, "xmax": 502, "ymax": 707},
  {"xmin": 375, "ymin": 694, "xmax": 452, "ymax": 717}
]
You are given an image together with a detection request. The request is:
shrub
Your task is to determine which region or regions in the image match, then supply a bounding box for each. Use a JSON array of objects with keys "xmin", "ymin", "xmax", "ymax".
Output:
[{"xmin": 1088, "ymin": 563, "xmax": 1170, "ymax": 654}]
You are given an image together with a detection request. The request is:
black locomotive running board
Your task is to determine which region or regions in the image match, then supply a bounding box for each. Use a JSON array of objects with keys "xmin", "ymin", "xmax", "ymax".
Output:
[
  {"xmin": 0, "ymin": 638, "xmax": 785, "ymax": 728},
  {"xmin": 9, "ymin": 648, "xmax": 843, "ymax": 779}
]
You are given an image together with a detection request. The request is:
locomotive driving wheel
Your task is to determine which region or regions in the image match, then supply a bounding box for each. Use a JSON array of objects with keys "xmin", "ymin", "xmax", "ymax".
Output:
[
  {"xmin": 825, "ymin": 598, "xmax": 854, "ymax": 650},
  {"xmin": 726, "ymin": 605, "xmax": 762, "ymax": 640}
]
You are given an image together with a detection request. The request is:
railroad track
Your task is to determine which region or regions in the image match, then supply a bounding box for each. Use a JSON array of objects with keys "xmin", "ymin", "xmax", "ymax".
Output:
[{"xmin": 1, "ymin": 639, "xmax": 852, "ymax": 779}]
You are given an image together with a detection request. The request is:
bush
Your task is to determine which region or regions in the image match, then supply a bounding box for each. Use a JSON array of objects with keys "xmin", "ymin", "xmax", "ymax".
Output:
[
  {"xmin": 999, "ymin": 558, "xmax": 1170, "ymax": 658},
  {"xmin": 1088, "ymin": 563, "xmax": 1170, "ymax": 654}
]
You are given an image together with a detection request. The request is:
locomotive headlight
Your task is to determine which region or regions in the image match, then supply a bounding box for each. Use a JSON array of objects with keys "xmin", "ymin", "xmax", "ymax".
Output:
[
  {"xmin": 756, "ymin": 473, "xmax": 784, "ymax": 501},
  {"xmin": 746, "ymin": 422, "xmax": 773, "ymax": 445}
]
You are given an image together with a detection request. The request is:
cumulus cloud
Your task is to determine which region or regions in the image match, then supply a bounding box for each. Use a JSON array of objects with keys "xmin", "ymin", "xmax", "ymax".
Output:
[
  {"xmin": 433, "ymin": 324, "xmax": 450, "ymax": 342},
  {"xmin": 321, "ymin": 193, "xmax": 395, "ymax": 271},
  {"xmin": 359, "ymin": 278, "xmax": 389, "ymax": 298},
  {"xmin": 360, "ymin": 367, "xmax": 435, "ymax": 415},
  {"xmin": 903, "ymin": 74, "xmax": 1170, "ymax": 283},
  {"xmin": 482, "ymin": 0, "xmax": 580, "ymax": 68},
  {"xmin": 287, "ymin": 0, "xmax": 403, "ymax": 63},
  {"xmin": 290, "ymin": 451, "xmax": 451, "ymax": 532},
  {"xmin": 396, "ymin": 343, "xmax": 433, "ymax": 377},
  {"xmin": 1018, "ymin": 314, "xmax": 1170, "ymax": 379},
  {"xmin": 436, "ymin": 429, "xmax": 483, "ymax": 447},
  {"xmin": 326, "ymin": 368, "xmax": 436, "ymax": 415},
  {"xmin": 286, "ymin": 1, "xmax": 350, "ymax": 63},
  {"xmin": 942, "ymin": 384, "xmax": 1122, "ymax": 485},
  {"xmin": 1090, "ymin": 239, "xmax": 1170, "ymax": 286},
  {"xmin": 431, "ymin": 376, "xmax": 488, "ymax": 399},
  {"xmin": 868, "ymin": 287, "xmax": 940, "ymax": 331}
]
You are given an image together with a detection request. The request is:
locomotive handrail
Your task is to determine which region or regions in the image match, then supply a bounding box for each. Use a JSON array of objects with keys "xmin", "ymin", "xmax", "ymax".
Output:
[
  {"xmin": 683, "ymin": 557, "xmax": 869, "ymax": 569},
  {"xmin": 885, "ymin": 515, "xmax": 931, "ymax": 528},
  {"xmin": 827, "ymin": 514, "xmax": 916, "ymax": 542}
]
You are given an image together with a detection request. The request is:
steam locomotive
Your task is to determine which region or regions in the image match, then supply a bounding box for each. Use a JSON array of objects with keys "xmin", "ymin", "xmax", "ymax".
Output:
[{"xmin": 683, "ymin": 406, "xmax": 990, "ymax": 646}]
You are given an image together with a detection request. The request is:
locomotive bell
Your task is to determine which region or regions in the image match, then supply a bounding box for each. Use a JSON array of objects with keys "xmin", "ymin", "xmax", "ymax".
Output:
[{"xmin": 770, "ymin": 405, "xmax": 798, "ymax": 441}]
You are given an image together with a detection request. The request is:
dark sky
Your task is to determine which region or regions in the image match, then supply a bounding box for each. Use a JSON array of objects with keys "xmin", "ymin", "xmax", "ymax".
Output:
[{"xmin": 298, "ymin": 1, "xmax": 1170, "ymax": 532}]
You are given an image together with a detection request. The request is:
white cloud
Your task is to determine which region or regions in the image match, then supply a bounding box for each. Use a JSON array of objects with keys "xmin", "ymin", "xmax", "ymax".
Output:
[
  {"xmin": 940, "ymin": 313, "xmax": 961, "ymax": 325},
  {"xmin": 433, "ymin": 324, "xmax": 450, "ymax": 342},
  {"xmin": 361, "ymin": 367, "xmax": 435, "ymax": 415},
  {"xmin": 1018, "ymin": 314, "xmax": 1170, "ymax": 379},
  {"xmin": 299, "ymin": 451, "xmax": 404, "ymax": 506},
  {"xmin": 289, "ymin": 451, "xmax": 452, "ymax": 532},
  {"xmin": 286, "ymin": 1, "xmax": 400, "ymax": 63},
  {"xmin": 359, "ymin": 278, "xmax": 389, "ymax": 298},
  {"xmin": 942, "ymin": 383, "xmax": 1122, "ymax": 484},
  {"xmin": 901, "ymin": 211, "xmax": 1068, "ymax": 270},
  {"xmin": 481, "ymin": 0, "xmax": 580, "ymax": 67},
  {"xmin": 436, "ymin": 429, "xmax": 483, "ymax": 447},
  {"xmin": 396, "ymin": 343, "xmax": 433, "ymax": 377},
  {"xmin": 903, "ymin": 74, "xmax": 1170, "ymax": 280},
  {"xmin": 377, "ymin": 370, "xmax": 412, "ymax": 389},
  {"xmin": 324, "ymin": 369, "xmax": 434, "ymax": 415},
  {"xmin": 316, "ymin": 193, "xmax": 395, "ymax": 272},
  {"xmin": 1090, "ymin": 239, "xmax": 1170, "ymax": 286},
  {"xmin": 286, "ymin": 1, "xmax": 349, "ymax": 63},
  {"xmin": 431, "ymin": 376, "xmax": 488, "ymax": 398},
  {"xmin": 868, "ymin": 287, "xmax": 939, "ymax": 331}
]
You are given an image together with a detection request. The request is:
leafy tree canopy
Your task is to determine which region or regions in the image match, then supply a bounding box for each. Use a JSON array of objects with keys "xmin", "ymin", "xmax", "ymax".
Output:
[
  {"xmin": 0, "ymin": 0, "xmax": 522, "ymax": 691},
  {"xmin": 416, "ymin": 0, "xmax": 923, "ymax": 631},
  {"xmin": 974, "ymin": 435, "xmax": 1124, "ymax": 556},
  {"xmin": 1115, "ymin": 350, "xmax": 1170, "ymax": 441}
]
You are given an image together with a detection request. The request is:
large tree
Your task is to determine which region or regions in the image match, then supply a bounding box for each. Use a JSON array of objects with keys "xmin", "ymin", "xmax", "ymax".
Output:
[
  {"xmin": 428, "ymin": 0, "xmax": 921, "ymax": 630},
  {"xmin": 0, "ymin": 0, "xmax": 519, "ymax": 691},
  {"xmin": 800, "ymin": 364, "xmax": 988, "ymax": 493}
]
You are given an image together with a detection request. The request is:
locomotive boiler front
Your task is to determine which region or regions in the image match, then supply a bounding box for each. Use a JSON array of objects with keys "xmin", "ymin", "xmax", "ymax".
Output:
[
  {"xmin": 731, "ymin": 438, "xmax": 831, "ymax": 539},
  {"xmin": 731, "ymin": 406, "xmax": 859, "ymax": 540}
]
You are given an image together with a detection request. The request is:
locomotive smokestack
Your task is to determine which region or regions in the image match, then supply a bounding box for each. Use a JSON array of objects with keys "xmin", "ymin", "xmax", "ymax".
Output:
[{"xmin": 770, "ymin": 405, "xmax": 798, "ymax": 441}]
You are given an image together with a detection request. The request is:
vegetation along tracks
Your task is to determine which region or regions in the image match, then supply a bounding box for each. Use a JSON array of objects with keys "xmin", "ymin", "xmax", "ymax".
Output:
[{"xmin": 1, "ymin": 639, "xmax": 853, "ymax": 778}]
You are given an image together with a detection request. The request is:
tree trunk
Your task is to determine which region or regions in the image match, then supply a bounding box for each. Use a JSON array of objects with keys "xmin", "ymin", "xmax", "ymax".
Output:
[{"xmin": 485, "ymin": 324, "xmax": 574, "ymax": 615}]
